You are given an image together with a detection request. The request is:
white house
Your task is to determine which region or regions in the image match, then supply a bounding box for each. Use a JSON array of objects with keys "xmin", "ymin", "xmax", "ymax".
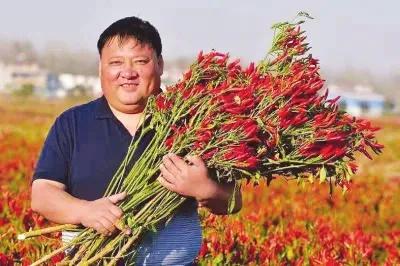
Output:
[
  {"xmin": 0, "ymin": 62, "xmax": 47, "ymax": 94},
  {"xmin": 327, "ymin": 84, "xmax": 385, "ymax": 117},
  {"xmin": 58, "ymin": 73, "xmax": 101, "ymax": 97},
  {"xmin": 0, "ymin": 62, "xmax": 12, "ymax": 92}
]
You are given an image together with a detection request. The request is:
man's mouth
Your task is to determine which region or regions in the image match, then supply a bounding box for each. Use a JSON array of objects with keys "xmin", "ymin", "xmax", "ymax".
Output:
[{"xmin": 120, "ymin": 83, "xmax": 139, "ymax": 89}]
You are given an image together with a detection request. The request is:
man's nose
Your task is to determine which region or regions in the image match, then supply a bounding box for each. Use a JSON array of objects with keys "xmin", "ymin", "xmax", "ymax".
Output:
[{"xmin": 121, "ymin": 63, "xmax": 138, "ymax": 79}]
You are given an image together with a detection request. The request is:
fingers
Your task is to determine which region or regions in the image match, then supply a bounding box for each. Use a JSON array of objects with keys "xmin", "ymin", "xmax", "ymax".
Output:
[
  {"xmin": 185, "ymin": 155, "xmax": 204, "ymax": 167},
  {"xmin": 160, "ymin": 161, "xmax": 178, "ymax": 184},
  {"xmin": 97, "ymin": 197, "xmax": 124, "ymax": 235},
  {"xmin": 111, "ymin": 216, "xmax": 131, "ymax": 235},
  {"xmin": 167, "ymin": 153, "xmax": 187, "ymax": 171},
  {"xmin": 107, "ymin": 191, "xmax": 127, "ymax": 204},
  {"xmin": 83, "ymin": 197, "xmax": 128, "ymax": 236},
  {"xmin": 93, "ymin": 222, "xmax": 108, "ymax": 235},
  {"xmin": 159, "ymin": 159, "xmax": 179, "ymax": 192},
  {"xmin": 95, "ymin": 217, "xmax": 114, "ymax": 235},
  {"xmin": 103, "ymin": 211, "xmax": 132, "ymax": 236},
  {"xmin": 162, "ymin": 154, "xmax": 182, "ymax": 176},
  {"xmin": 157, "ymin": 175, "xmax": 176, "ymax": 191},
  {"xmin": 108, "ymin": 205, "xmax": 123, "ymax": 219},
  {"xmin": 159, "ymin": 164, "xmax": 177, "ymax": 185},
  {"xmin": 122, "ymin": 226, "xmax": 132, "ymax": 235},
  {"xmin": 95, "ymin": 214, "xmax": 129, "ymax": 236}
]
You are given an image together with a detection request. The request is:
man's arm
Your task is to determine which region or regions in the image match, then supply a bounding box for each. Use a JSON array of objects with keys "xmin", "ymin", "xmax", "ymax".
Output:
[
  {"xmin": 31, "ymin": 179, "xmax": 127, "ymax": 235},
  {"xmin": 197, "ymin": 180, "xmax": 242, "ymax": 215},
  {"xmin": 158, "ymin": 153, "xmax": 242, "ymax": 215}
]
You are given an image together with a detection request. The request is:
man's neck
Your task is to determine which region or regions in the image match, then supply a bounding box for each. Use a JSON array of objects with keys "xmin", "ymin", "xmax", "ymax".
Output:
[{"xmin": 108, "ymin": 104, "xmax": 144, "ymax": 136}]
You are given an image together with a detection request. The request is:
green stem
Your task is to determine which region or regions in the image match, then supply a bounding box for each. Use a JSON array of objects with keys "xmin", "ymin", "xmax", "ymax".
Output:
[
  {"xmin": 83, "ymin": 234, "xmax": 125, "ymax": 265},
  {"xmin": 105, "ymin": 229, "xmax": 142, "ymax": 266}
]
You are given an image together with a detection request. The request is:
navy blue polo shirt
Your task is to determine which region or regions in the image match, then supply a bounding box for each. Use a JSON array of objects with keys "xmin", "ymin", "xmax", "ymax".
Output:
[
  {"xmin": 33, "ymin": 96, "xmax": 153, "ymax": 200},
  {"xmin": 33, "ymin": 96, "xmax": 203, "ymax": 264}
]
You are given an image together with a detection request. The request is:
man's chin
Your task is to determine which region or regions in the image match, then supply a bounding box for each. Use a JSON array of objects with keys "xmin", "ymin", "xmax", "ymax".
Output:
[
  {"xmin": 117, "ymin": 95, "xmax": 141, "ymax": 106},
  {"xmin": 120, "ymin": 100, "xmax": 140, "ymax": 106}
]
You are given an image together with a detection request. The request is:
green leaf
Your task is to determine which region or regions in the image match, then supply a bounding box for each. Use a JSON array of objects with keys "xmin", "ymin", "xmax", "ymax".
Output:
[
  {"xmin": 319, "ymin": 166, "xmax": 327, "ymax": 183},
  {"xmin": 127, "ymin": 217, "xmax": 134, "ymax": 228},
  {"xmin": 286, "ymin": 246, "xmax": 295, "ymax": 260},
  {"xmin": 301, "ymin": 179, "xmax": 306, "ymax": 189},
  {"xmin": 342, "ymin": 185, "xmax": 348, "ymax": 195},
  {"xmin": 308, "ymin": 173, "xmax": 314, "ymax": 184},
  {"xmin": 148, "ymin": 224, "xmax": 157, "ymax": 233},
  {"xmin": 345, "ymin": 164, "xmax": 354, "ymax": 181},
  {"xmin": 213, "ymin": 254, "xmax": 224, "ymax": 265},
  {"xmin": 254, "ymin": 171, "xmax": 261, "ymax": 180},
  {"xmin": 228, "ymin": 181, "xmax": 240, "ymax": 214},
  {"xmin": 256, "ymin": 117, "xmax": 264, "ymax": 127}
]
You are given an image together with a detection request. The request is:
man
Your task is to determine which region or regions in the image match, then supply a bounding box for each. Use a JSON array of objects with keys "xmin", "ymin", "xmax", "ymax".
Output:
[{"xmin": 31, "ymin": 16, "xmax": 241, "ymax": 265}]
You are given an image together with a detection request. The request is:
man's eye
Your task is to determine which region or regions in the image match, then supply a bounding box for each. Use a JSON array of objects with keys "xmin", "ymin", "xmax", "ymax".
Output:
[
  {"xmin": 110, "ymin": 61, "xmax": 122, "ymax": 65},
  {"xmin": 135, "ymin": 59, "xmax": 148, "ymax": 64}
]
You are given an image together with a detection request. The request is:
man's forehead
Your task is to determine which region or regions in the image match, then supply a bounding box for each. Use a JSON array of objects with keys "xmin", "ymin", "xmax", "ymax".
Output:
[{"xmin": 105, "ymin": 36, "xmax": 152, "ymax": 50}]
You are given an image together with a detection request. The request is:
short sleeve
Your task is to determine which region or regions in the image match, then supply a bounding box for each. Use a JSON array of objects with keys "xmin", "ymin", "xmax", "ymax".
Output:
[{"xmin": 32, "ymin": 113, "xmax": 73, "ymax": 185}]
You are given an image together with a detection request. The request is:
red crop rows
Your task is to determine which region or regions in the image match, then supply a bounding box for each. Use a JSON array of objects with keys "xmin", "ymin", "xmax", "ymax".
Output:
[{"xmin": 1, "ymin": 99, "xmax": 399, "ymax": 265}]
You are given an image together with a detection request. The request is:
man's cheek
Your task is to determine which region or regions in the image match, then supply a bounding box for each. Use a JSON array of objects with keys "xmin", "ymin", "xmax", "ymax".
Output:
[{"xmin": 105, "ymin": 69, "xmax": 120, "ymax": 80}]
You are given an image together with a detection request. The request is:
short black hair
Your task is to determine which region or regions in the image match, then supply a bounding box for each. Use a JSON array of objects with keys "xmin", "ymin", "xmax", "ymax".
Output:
[{"xmin": 97, "ymin": 16, "xmax": 162, "ymax": 57}]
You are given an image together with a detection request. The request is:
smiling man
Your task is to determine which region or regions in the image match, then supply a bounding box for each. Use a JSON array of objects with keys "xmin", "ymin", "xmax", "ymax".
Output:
[{"xmin": 31, "ymin": 16, "xmax": 241, "ymax": 265}]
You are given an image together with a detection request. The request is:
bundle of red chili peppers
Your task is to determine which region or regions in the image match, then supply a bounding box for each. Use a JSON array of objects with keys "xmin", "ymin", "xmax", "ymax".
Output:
[
  {"xmin": 23, "ymin": 15, "xmax": 383, "ymax": 265},
  {"xmin": 153, "ymin": 20, "xmax": 383, "ymax": 192}
]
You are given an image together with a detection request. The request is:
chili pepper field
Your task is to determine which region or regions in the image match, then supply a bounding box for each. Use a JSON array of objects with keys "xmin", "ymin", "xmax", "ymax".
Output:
[{"xmin": 0, "ymin": 97, "xmax": 399, "ymax": 265}]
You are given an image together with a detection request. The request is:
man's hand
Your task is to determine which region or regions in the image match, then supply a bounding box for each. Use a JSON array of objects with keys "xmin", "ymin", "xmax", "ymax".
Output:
[
  {"xmin": 32, "ymin": 180, "xmax": 131, "ymax": 235},
  {"xmin": 158, "ymin": 153, "xmax": 242, "ymax": 214},
  {"xmin": 158, "ymin": 153, "xmax": 217, "ymax": 201},
  {"xmin": 78, "ymin": 192, "xmax": 127, "ymax": 236}
]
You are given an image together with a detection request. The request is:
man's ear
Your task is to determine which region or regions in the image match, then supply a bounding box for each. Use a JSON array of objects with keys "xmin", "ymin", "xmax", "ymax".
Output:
[
  {"xmin": 158, "ymin": 55, "xmax": 164, "ymax": 76},
  {"xmin": 98, "ymin": 60, "xmax": 102, "ymax": 79}
]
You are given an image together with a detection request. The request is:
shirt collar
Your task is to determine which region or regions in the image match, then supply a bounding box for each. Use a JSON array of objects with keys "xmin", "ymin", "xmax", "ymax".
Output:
[
  {"xmin": 95, "ymin": 95, "xmax": 154, "ymax": 123},
  {"xmin": 95, "ymin": 95, "xmax": 114, "ymax": 119}
]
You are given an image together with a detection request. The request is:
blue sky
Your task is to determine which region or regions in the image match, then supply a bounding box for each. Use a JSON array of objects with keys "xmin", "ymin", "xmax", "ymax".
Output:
[{"xmin": 0, "ymin": 0, "xmax": 399, "ymax": 75}]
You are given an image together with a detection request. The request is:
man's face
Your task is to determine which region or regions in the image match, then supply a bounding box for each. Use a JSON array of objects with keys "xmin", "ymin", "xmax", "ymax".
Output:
[{"xmin": 99, "ymin": 37, "xmax": 163, "ymax": 113}]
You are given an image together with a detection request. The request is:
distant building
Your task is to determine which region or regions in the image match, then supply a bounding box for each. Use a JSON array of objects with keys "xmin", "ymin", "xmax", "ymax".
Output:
[
  {"xmin": 0, "ymin": 62, "xmax": 12, "ymax": 92},
  {"xmin": 327, "ymin": 84, "xmax": 386, "ymax": 117},
  {"xmin": 46, "ymin": 73, "xmax": 63, "ymax": 97},
  {"xmin": 0, "ymin": 62, "xmax": 47, "ymax": 94},
  {"xmin": 58, "ymin": 73, "xmax": 101, "ymax": 97},
  {"xmin": 0, "ymin": 61, "xmax": 102, "ymax": 98}
]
